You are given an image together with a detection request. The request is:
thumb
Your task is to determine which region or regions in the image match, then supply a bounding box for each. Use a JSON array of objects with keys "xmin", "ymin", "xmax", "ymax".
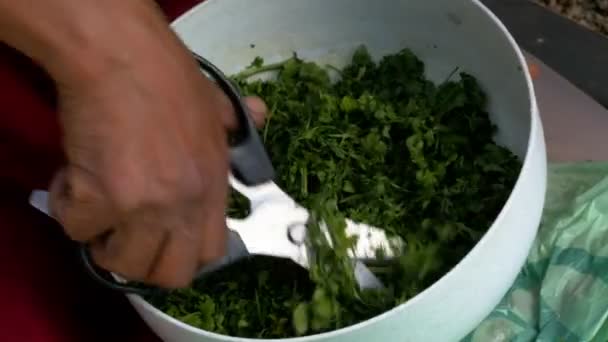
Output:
[{"xmin": 49, "ymin": 166, "xmax": 116, "ymax": 242}]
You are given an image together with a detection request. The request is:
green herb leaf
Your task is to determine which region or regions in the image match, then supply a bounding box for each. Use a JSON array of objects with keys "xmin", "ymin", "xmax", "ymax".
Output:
[
  {"xmin": 293, "ymin": 303, "xmax": 309, "ymax": 335},
  {"xmin": 144, "ymin": 44, "xmax": 522, "ymax": 339}
]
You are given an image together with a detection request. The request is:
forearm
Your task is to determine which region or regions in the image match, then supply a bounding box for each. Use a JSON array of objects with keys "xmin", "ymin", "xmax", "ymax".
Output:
[{"xmin": 0, "ymin": 0, "xmax": 182, "ymax": 86}]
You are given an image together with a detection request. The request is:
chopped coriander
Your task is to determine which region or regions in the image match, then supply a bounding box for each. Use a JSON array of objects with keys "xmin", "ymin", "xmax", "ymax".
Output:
[{"xmin": 146, "ymin": 45, "xmax": 521, "ymax": 338}]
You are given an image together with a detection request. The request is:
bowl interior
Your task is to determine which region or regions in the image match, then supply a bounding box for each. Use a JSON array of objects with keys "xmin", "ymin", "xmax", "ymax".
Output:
[{"xmin": 174, "ymin": 0, "xmax": 533, "ymax": 159}]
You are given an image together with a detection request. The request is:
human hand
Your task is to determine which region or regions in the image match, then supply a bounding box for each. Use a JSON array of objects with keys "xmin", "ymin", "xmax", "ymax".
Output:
[
  {"xmin": 40, "ymin": 3, "xmax": 267, "ymax": 288},
  {"xmin": 50, "ymin": 58, "xmax": 266, "ymax": 288}
]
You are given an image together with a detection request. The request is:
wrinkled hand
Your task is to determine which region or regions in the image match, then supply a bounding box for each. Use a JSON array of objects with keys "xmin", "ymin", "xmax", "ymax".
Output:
[{"xmin": 47, "ymin": 30, "xmax": 266, "ymax": 288}]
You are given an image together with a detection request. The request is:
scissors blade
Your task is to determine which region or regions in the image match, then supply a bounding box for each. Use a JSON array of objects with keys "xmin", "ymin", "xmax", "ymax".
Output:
[
  {"xmin": 195, "ymin": 229, "xmax": 251, "ymax": 278},
  {"xmin": 30, "ymin": 190, "xmax": 388, "ymax": 289},
  {"xmin": 30, "ymin": 190, "xmax": 51, "ymax": 216},
  {"xmin": 354, "ymin": 260, "xmax": 385, "ymax": 290},
  {"xmin": 228, "ymin": 177, "xmax": 294, "ymax": 209}
]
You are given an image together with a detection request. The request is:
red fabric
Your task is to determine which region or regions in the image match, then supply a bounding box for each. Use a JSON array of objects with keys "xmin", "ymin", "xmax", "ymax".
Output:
[{"xmin": 0, "ymin": 1, "xmax": 203, "ymax": 341}]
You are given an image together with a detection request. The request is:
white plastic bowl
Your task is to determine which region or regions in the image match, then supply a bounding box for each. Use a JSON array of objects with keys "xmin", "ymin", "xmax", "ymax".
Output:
[{"xmin": 126, "ymin": 0, "xmax": 547, "ymax": 341}]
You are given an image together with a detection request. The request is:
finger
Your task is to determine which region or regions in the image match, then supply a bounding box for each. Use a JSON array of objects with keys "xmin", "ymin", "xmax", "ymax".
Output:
[
  {"xmin": 243, "ymin": 96, "xmax": 267, "ymax": 127},
  {"xmin": 89, "ymin": 222, "xmax": 166, "ymax": 282},
  {"xmin": 49, "ymin": 166, "xmax": 115, "ymax": 242},
  {"xmin": 48, "ymin": 167, "xmax": 68, "ymax": 220},
  {"xmin": 145, "ymin": 220, "xmax": 202, "ymax": 288},
  {"xmin": 219, "ymin": 95, "xmax": 268, "ymax": 130}
]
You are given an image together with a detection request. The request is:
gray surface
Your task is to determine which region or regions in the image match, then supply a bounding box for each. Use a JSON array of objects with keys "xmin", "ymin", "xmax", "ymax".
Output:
[
  {"xmin": 526, "ymin": 52, "xmax": 608, "ymax": 162},
  {"xmin": 483, "ymin": 0, "xmax": 608, "ymax": 109}
]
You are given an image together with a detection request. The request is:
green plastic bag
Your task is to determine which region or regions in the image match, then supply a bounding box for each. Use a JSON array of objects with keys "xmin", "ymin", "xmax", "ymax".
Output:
[{"xmin": 465, "ymin": 162, "xmax": 608, "ymax": 342}]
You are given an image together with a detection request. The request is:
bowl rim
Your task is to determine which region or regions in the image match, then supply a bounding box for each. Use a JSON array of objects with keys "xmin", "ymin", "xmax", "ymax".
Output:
[{"xmin": 125, "ymin": 0, "xmax": 542, "ymax": 340}]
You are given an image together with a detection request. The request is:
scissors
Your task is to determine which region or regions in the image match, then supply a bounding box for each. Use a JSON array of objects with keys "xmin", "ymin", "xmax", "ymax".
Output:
[{"xmin": 28, "ymin": 52, "xmax": 401, "ymax": 296}]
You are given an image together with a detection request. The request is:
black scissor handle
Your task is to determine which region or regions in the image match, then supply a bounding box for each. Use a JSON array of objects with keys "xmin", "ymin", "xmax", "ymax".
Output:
[
  {"xmin": 192, "ymin": 52, "xmax": 275, "ymax": 185},
  {"xmin": 80, "ymin": 51, "xmax": 275, "ymax": 295},
  {"xmin": 79, "ymin": 244, "xmax": 157, "ymax": 296}
]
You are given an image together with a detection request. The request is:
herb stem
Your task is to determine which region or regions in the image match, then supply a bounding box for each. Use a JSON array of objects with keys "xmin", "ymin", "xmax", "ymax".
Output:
[{"xmin": 234, "ymin": 60, "xmax": 289, "ymax": 80}]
